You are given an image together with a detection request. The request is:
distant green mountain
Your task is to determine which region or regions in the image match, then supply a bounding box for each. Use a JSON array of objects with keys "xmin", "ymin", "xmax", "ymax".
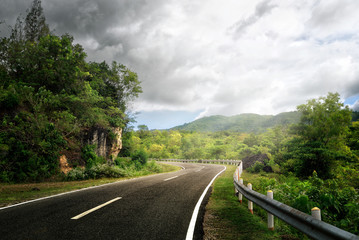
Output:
[{"xmin": 171, "ymin": 112, "xmax": 302, "ymax": 133}]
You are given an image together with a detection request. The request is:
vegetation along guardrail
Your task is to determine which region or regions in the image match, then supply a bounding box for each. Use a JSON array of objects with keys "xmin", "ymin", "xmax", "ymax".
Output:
[{"xmin": 233, "ymin": 161, "xmax": 359, "ymax": 240}]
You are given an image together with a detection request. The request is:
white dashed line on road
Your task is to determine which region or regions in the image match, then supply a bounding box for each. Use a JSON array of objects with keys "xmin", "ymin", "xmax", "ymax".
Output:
[
  {"xmin": 71, "ymin": 197, "xmax": 122, "ymax": 220},
  {"xmin": 164, "ymin": 176, "xmax": 178, "ymax": 181},
  {"xmin": 195, "ymin": 166, "xmax": 205, "ymax": 172}
]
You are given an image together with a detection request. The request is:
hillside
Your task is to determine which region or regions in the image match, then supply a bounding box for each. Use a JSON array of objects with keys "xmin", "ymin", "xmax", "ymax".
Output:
[{"xmin": 171, "ymin": 112, "xmax": 301, "ymax": 133}]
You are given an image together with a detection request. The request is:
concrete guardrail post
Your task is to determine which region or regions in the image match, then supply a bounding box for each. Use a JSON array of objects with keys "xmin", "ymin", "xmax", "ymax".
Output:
[
  {"xmin": 238, "ymin": 178, "xmax": 243, "ymax": 204},
  {"xmin": 311, "ymin": 207, "xmax": 321, "ymax": 221},
  {"xmin": 267, "ymin": 190, "xmax": 274, "ymax": 230},
  {"xmin": 248, "ymin": 183, "xmax": 253, "ymax": 214},
  {"xmin": 235, "ymin": 169, "xmax": 239, "ymax": 194}
]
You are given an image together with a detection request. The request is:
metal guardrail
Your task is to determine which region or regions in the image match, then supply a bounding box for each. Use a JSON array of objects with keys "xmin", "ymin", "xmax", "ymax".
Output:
[
  {"xmin": 155, "ymin": 159, "xmax": 241, "ymax": 165},
  {"xmin": 233, "ymin": 161, "xmax": 359, "ymax": 240}
]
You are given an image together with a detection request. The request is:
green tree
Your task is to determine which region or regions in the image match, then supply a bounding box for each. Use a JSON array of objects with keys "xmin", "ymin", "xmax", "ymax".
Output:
[
  {"xmin": 168, "ymin": 131, "xmax": 182, "ymax": 155},
  {"xmin": 137, "ymin": 125, "xmax": 149, "ymax": 138},
  {"xmin": 287, "ymin": 92, "xmax": 352, "ymax": 178},
  {"xmin": 243, "ymin": 133, "xmax": 260, "ymax": 147},
  {"xmin": 347, "ymin": 121, "xmax": 359, "ymax": 152},
  {"xmin": 87, "ymin": 61, "xmax": 142, "ymax": 113},
  {"xmin": 148, "ymin": 144, "xmax": 165, "ymax": 158},
  {"xmin": 24, "ymin": 0, "xmax": 50, "ymax": 42},
  {"xmin": 295, "ymin": 92, "xmax": 351, "ymax": 147}
]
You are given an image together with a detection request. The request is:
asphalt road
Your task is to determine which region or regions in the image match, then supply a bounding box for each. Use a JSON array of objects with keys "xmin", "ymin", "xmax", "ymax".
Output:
[{"xmin": 0, "ymin": 163, "xmax": 225, "ymax": 240}]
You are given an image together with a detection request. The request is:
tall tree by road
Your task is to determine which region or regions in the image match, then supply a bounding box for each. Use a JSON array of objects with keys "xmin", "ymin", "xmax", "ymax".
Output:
[
  {"xmin": 285, "ymin": 92, "xmax": 352, "ymax": 178},
  {"xmin": 24, "ymin": 0, "xmax": 49, "ymax": 42}
]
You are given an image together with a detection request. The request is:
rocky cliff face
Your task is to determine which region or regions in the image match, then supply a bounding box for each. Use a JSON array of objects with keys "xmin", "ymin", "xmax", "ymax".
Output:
[
  {"xmin": 109, "ymin": 127, "xmax": 123, "ymax": 160},
  {"xmin": 83, "ymin": 127, "xmax": 122, "ymax": 161},
  {"xmin": 59, "ymin": 127, "xmax": 122, "ymax": 173}
]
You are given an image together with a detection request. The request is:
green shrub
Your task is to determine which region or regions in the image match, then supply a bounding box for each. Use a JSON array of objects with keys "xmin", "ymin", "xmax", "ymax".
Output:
[
  {"xmin": 131, "ymin": 149, "xmax": 148, "ymax": 166},
  {"xmin": 0, "ymin": 115, "xmax": 65, "ymax": 182},
  {"xmin": 292, "ymin": 195, "xmax": 315, "ymax": 213},
  {"xmin": 247, "ymin": 161, "xmax": 265, "ymax": 173},
  {"xmin": 65, "ymin": 167, "xmax": 86, "ymax": 181},
  {"xmin": 146, "ymin": 160, "xmax": 162, "ymax": 173},
  {"xmin": 81, "ymin": 144, "xmax": 104, "ymax": 169},
  {"xmin": 245, "ymin": 171, "xmax": 359, "ymax": 235},
  {"xmin": 85, "ymin": 164, "xmax": 126, "ymax": 179},
  {"xmin": 114, "ymin": 157, "xmax": 132, "ymax": 168},
  {"xmin": 65, "ymin": 164, "xmax": 127, "ymax": 180},
  {"xmin": 0, "ymin": 86, "xmax": 19, "ymax": 110}
]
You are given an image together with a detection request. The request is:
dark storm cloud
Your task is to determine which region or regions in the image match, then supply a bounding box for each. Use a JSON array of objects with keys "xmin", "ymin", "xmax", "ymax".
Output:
[
  {"xmin": 45, "ymin": 0, "xmax": 170, "ymax": 54},
  {"xmin": 1, "ymin": 0, "xmax": 165, "ymax": 50},
  {"xmin": 0, "ymin": 0, "xmax": 28, "ymax": 35}
]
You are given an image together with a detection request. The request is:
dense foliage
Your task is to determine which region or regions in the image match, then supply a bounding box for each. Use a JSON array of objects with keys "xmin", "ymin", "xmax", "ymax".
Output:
[
  {"xmin": 121, "ymin": 129, "xmax": 265, "ymax": 160},
  {"xmin": 243, "ymin": 171, "xmax": 359, "ymax": 235},
  {"xmin": 0, "ymin": 1, "xmax": 142, "ymax": 182}
]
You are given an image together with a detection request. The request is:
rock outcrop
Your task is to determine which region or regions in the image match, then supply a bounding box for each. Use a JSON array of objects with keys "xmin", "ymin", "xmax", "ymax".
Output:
[
  {"xmin": 59, "ymin": 155, "xmax": 71, "ymax": 174},
  {"xmin": 242, "ymin": 153, "xmax": 269, "ymax": 169},
  {"xmin": 109, "ymin": 127, "xmax": 122, "ymax": 160},
  {"xmin": 82, "ymin": 127, "xmax": 122, "ymax": 161}
]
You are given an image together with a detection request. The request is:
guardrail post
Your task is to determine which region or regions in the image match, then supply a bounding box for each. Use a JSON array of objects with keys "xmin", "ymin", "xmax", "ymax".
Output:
[
  {"xmin": 311, "ymin": 207, "xmax": 321, "ymax": 221},
  {"xmin": 248, "ymin": 183, "xmax": 253, "ymax": 214},
  {"xmin": 267, "ymin": 190, "xmax": 274, "ymax": 230},
  {"xmin": 238, "ymin": 178, "xmax": 243, "ymax": 204},
  {"xmin": 235, "ymin": 169, "xmax": 239, "ymax": 194}
]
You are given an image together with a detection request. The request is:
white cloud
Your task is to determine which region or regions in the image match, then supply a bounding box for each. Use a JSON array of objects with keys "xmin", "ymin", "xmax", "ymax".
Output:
[
  {"xmin": 307, "ymin": 0, "xmax": 359, "ymax": 39},
  {"xmin": 3, "ymin": 0, "xmax": 359, "ymax": 124}
]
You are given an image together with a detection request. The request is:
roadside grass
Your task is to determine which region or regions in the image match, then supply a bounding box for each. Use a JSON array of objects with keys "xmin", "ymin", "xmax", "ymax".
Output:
[
  {"xmin": 239, "ymin": 171, "xmax": 309, "ymax": 240},
  {"xmin": 204, "ymin": 165, "xmax": 306, "ymax": 240},
  {"xmin": 0, "ymin": 162, "xmax": 180, "ymax": 208},
  {"xmin": 204, "ymin": 165, "xmax": 280, "ymax": 240}
]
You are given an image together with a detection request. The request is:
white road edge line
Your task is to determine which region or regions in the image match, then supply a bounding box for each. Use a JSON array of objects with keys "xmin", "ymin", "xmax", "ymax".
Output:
[
  {"xmin": 71, "ymin": 197, "xmax": 122, "ymax": 220},
  {"xmin": 164, "ymin": 176, "xmax": 178, "ymax": 181},
  {"xmin": 185, "ymin": 166, "xmax": 226, "ymax": 240}
]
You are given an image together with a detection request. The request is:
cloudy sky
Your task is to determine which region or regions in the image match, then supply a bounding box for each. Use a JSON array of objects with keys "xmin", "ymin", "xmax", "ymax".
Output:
[{"xmin": 1, "ymin": 0, "xmax": 359, "ymax": 129}]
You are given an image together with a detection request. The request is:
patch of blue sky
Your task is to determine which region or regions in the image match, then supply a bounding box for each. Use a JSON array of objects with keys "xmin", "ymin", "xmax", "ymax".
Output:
[
  {"xmin": 133, "ymin": 110, "xmax": 203, "ymax": 130},
  {"xmin": 344, "ymin": 94, "xmax": 359, "ymax": 105},
  {"xmin": 315, "ymin": 33, "xmax": 356, "ymax": 45}
]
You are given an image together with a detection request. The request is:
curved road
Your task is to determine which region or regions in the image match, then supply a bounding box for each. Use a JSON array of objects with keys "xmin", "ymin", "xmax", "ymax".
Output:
[{"xmin": 0, "ymin": 163, "xmax": 225, "ymax": 240}]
